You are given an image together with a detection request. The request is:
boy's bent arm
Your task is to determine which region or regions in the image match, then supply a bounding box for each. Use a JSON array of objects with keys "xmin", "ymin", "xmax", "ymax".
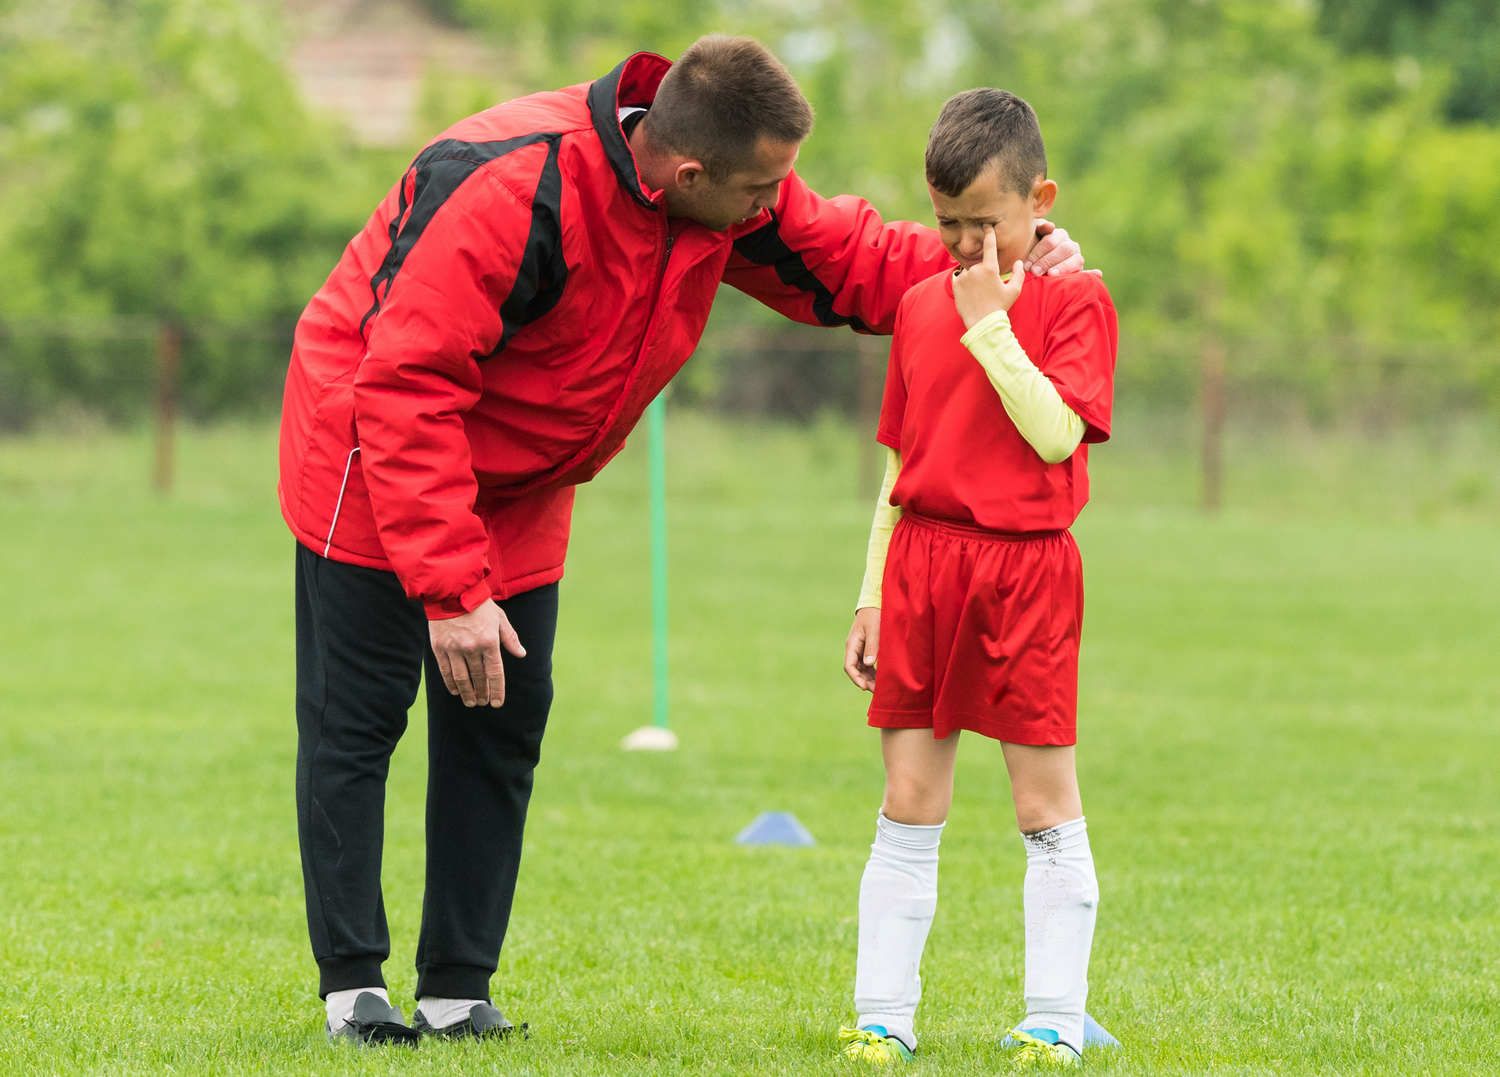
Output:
[
  {"xmin": 961, "ymin": 310, "xmax": 1086, "ymax": 464},
  {"xmin": 857, "ymin": 447, "xmax": 904, "ymax": 610}
]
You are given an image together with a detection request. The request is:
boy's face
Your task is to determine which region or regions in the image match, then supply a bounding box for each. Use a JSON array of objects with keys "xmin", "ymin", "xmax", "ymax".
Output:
[{"xmin": 929, "ymin": 165, "xmax": 1058, "ymax": 272}]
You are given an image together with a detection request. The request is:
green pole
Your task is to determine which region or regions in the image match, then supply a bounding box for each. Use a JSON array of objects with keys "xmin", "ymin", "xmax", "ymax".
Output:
[{"xmin": 648, "ymin": 395, "xmax": 670, "ymax": 730}]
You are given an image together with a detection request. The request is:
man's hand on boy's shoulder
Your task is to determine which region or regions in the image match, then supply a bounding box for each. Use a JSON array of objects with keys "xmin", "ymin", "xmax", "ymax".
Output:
[
  {"xmin": 953, "ymin": 228, "xmax": 1027, "ymax": 330},
  {"xmin": 1025, "ymin": 220, "xmax": 1088, "ymax": 277}
]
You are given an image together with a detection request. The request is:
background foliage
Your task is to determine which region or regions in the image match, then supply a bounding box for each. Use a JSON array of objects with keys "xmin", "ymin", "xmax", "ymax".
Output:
[
  {"xmin": 432, "ymin": 0, "xmax": 1500, "ymax": 348},
  {"xmin": 1, "ymin": 0, "xmax": 1498, "ymax": 423},
  {"xmin": 0, "ymin": 0, "xmax": 396, "ymax": 421}
]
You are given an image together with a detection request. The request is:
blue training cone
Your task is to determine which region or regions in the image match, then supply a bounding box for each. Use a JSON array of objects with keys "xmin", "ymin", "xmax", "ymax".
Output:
[
  {"xmin": 1083, "ymin": 1013, "xmax": 1121, "ymax": 1047},
  {"xmin": 734, "ymin": 811, "xmax": 816, "ymax": 847}
]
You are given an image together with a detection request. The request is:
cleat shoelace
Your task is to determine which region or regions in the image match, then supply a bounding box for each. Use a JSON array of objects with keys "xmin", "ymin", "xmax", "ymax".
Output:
[
  {"xmin": 838, "ymin": 1026, "xmax": 908, "ymax": 1064},
  {"xmin": 1007, "ymin": 1028, "xmax": 1077, "ymax": 1069}
]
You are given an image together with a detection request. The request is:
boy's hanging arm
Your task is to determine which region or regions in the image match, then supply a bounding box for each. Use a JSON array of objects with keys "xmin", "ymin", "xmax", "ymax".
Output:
[
  {"xmin": 953, "ymin": 229, "xmax": 1087, "ymax": 464},
  {"xmin": 856, "ymin": 447, "xmax": 904, "ymax": 613},
  {"xmin": 845, "ymin": 447, "xmax": 902, "ymax": 692}
]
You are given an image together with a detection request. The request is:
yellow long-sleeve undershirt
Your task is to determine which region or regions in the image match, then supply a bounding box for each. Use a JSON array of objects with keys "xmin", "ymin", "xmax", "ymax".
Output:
[
  {"xmin": 962, "ymin": 309, "xmax": 1087, "ymax": 465},
  {"xmin": 855, "ymin": 308, "xmax": 1086, "ymax": 611},
  {"xmin": 856, "ymin": 447, "xmax": 905, "ymax": 610}
]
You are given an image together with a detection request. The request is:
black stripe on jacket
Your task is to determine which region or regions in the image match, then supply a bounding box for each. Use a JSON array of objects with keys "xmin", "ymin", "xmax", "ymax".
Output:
[
  {"xmin": 731, "ymin": 212, "xmax": 873, "ymax": 333},
  {"xmin": 360, "ymin": 134, "xmax": 569, "ymax": 354},
  {"xmin": 494, "ymin": 137, "xmax": 568, "ymax": 353}
]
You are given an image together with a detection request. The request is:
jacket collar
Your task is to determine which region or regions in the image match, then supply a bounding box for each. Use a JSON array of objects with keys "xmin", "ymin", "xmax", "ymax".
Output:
[{"xmin": 588, "ymin": 52, "xmax": 673, "ymax": 210}]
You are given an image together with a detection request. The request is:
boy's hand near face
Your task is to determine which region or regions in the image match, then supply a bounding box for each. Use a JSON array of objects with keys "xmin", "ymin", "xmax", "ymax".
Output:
[
  {"xmin": 953, "ymin": 227, "xmax": 1025, "ymax": 330},
  {"xmin": 844, "ymin": 607, "xmax": 882, "ymax": 692}
]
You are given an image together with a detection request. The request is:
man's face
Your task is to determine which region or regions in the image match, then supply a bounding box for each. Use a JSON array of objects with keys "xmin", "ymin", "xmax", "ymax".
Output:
[
  {"xmin": 668, "ymin": 137, "xmax": 801, "ymax": 231},
  {"xmin": 929, "ymin": 165, "xmax": 1056, "ymax": 270}
]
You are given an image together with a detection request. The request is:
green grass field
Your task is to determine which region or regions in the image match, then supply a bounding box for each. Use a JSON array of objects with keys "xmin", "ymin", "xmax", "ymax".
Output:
[{"xmin": 0, "ymin": 413, "xmax": 1497, "ymax": 1076}]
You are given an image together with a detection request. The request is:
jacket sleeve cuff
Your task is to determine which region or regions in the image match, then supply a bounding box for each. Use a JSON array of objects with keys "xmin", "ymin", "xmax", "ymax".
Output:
[{"xmin": 423, "ymin": 577, "xmax": 494, "ymax": 620}]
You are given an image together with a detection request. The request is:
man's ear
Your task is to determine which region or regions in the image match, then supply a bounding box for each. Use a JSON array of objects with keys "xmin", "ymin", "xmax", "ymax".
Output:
[
  {"xmin": 673, "ymin": 159, "xmax": 710, "ymax": 191},
  {"xmin": 1030, "ymin": 178, "xmax": 1058, "ymax": 218}
]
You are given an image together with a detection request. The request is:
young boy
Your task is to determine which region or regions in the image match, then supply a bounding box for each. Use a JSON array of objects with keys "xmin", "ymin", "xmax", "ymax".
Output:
[{"xmin": 837, "ymin": 89, "xmax": 1117, "ymax": 1068}]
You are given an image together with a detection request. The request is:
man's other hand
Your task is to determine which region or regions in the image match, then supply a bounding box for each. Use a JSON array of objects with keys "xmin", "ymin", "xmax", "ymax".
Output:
[
  {"xmin": 1026, "ymin": 220, "xmax": 1097, "ymax": 278},
  {"xmin": 430, "ymin": 601, "xmax": 527, "ymax": 708}
]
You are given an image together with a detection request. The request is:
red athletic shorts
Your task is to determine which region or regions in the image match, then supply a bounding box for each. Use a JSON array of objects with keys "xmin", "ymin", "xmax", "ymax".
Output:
[{"xmin": 868, "ymin": 512, "xmax": 1083, "ymax": 745}]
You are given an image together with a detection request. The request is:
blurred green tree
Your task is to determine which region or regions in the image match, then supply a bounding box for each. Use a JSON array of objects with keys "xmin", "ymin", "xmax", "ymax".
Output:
[
  {"xmin": 1318, "ymin": 0, "xmax": 1500, "ymax": 123},
  {"xmin": 0, "ymin": 0, "xmax": 391, "ymax": 324},
  {"xmin": 2, "ymin": 0, "xmax": 1497, "ymax": 424},
  {"xmin": 421, "ymin": 0, "xmax": 1500, "ymax": 348}
]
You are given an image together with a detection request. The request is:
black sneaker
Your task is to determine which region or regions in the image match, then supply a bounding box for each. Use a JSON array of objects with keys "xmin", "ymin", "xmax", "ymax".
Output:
[
  {"xmin": 412, "ymin": 1002, "xmax": 526, "ymax": 1041},
  {"xmin": 327, "ymin": 991, "xmax": 421, "ymax": 1047}
]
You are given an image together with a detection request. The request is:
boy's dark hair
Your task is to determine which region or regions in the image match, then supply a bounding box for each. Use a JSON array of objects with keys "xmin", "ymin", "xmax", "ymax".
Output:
[
  {"xmin": 643, "ymin": 35, "xmax": 814, "ymax": 179},
  {"xmin": 925, "ymin": 88, "xmax": 1047, "ymax": 198}
]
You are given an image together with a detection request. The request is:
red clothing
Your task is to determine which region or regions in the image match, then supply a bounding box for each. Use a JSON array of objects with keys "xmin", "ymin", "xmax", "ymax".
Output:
[
  {"xmin": 869, "ymin": 514, "xmax": 1082, "ymax": 745},
  {"xmin": 876, "ymin": 269, "xmax": 1117, "ymax": 531},
  {"xmin": 869, "ymin": 268, "xmax": 1116, "ymax": 743},
  {"xmin": 279, "ymin": 52, "xmax": 952, "ymax": 617}
]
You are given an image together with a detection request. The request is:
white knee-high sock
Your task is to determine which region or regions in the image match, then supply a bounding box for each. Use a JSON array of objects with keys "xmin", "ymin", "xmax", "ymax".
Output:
[
  {"xmin": 417, "ymin": 996, "xmax": 487, "ymax": 1029},
  {"xmin": 854, "ymin": 813, "xmax": 943, "ymax": 1051},
  {"xmin": 325, "ymin": 986, "xmax": 389, "ymax": 1031},
  {"xmin": 1021, "ymin": 816, "xmax": 1098, "ymax": 1053}
]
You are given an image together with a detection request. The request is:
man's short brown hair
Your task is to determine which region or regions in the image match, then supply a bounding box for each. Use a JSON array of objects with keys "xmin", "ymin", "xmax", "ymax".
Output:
[
  {"xmin": 925, "ymin": 88, "xmax": 1047, "ymax": 198},
  {"xmin": 643, "ymin": 35, "xmax": 814, "ymax": 179}
]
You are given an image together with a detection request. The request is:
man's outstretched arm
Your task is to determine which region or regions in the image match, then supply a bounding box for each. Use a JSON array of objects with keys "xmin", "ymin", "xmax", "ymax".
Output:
[{"xmin": 720, "ymin": 170, "xmax": 1084, "ymax": 333}]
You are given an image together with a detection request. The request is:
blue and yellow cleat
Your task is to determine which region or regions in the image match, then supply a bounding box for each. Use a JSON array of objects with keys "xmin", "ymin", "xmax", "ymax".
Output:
[
  {"xmin": 1004, "ymin": 1027, "xmax": 1081, "ymax": 1069},
  {"xmin": 838, "ymin": 1025, "xmax": 915, "ymax": 1064}
]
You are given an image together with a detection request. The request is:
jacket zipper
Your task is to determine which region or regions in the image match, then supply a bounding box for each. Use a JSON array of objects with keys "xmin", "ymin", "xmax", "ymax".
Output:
[
  {"xmin": 635, "ymin": 215, "xmax": 674, "ymax": 356},
  {"xmin": 653, "ymin": 227, "xmax": 674, "ymax": 300}
]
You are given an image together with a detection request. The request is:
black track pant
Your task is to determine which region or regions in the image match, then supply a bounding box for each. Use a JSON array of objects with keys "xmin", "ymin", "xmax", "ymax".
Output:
[{"xmin": 294, "ymin": 542, "xmax": 556, "ymax": 1001}]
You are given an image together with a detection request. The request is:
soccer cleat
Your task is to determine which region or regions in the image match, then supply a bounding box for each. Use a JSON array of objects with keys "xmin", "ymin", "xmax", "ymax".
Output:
[
  {"xmin": 327, "ymin": 991, "xmax": 421, "ymax": 1047},
  {"xmin": 412, "ymin": 1001, "xmax": 526, "ymax": 1040},
  {"xmin": 1005, "ymin": 1027, "xmax": 1081, "ymax": 1069},
  {"xmin": 838, "ymin": 1025, "xmax": 914, "ymax": 1064}
]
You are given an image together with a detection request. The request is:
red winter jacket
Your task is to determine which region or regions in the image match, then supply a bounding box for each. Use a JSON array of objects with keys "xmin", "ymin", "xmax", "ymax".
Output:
[{"xmin": 278, "ymin": 52, "xmax": 953, "ymax": 618}]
